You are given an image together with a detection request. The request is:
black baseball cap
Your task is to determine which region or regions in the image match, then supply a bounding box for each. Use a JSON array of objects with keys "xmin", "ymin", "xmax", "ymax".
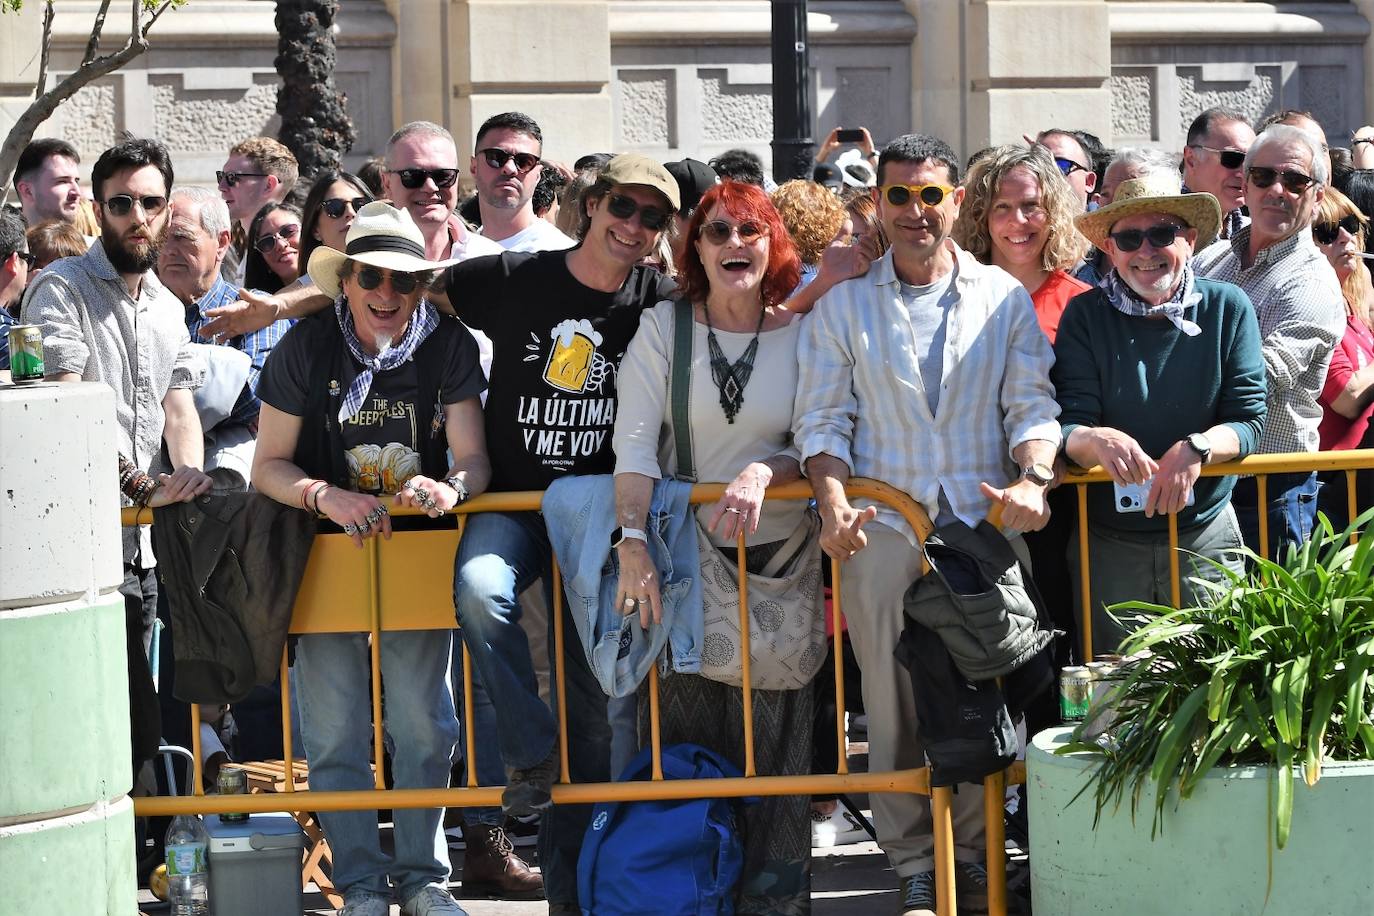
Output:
[{"xmin": 664, "ymin": 158, "xmax": 719, "ymax": 216}]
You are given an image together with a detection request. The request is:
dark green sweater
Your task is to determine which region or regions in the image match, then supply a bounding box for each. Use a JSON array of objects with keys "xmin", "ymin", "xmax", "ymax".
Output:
[{"xmin": 1052, "ymin": 278, "xmax": 1267, "ymax": 533}]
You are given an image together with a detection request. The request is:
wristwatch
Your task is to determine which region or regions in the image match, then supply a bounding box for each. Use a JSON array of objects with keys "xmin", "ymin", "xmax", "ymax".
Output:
[
  {"xmin": 1021, "ymin": 463, "xmax": 1055, "ymax": 487},
  {"xmin": 1184, "ymin": 433, "xmax": 1212, "ymax": 465},
  {"xmin": 611, "ymin": 526, "xmax": 648, "ymax": 548}
]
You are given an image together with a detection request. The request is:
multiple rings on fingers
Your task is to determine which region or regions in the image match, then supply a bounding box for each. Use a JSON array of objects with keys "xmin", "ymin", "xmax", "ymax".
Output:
[
  {"xmin": 343, "ymin": 523, "xmax": 359, "ymax": 536},
  {"xmin": 366, "ymin": 506, "xmax": 387, "ymax": 525},
  {"xmin": 358, "ymin": 521, "xmax": 372, "ymax": 533}
]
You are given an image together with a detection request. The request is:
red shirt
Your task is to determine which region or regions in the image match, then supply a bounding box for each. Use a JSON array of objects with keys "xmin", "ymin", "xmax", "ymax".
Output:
[
  {"xmin": 1030, "ymin": 270, "xmax": 1092, "ymax": 344},
  {"xmin": 1319, "ymin": 310, "xmax": 1374, "ymax": 450}
]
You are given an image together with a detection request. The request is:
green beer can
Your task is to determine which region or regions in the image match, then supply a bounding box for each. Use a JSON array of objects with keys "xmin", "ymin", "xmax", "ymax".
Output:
[{"xmin": 8, "ymin": 324, "xmax": 45, "ymax": 383}]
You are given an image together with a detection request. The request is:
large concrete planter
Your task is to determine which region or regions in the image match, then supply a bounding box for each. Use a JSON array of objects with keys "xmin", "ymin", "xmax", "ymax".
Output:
[{"xmin": 1028, "ymin": 727, "xmax": 1374, "ymax": 915}]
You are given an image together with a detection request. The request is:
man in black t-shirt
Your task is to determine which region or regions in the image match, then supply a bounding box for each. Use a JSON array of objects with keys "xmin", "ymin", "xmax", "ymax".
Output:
[{"xmin": 448, "ymin": 154, "xmax": 678, "ymax": 913}]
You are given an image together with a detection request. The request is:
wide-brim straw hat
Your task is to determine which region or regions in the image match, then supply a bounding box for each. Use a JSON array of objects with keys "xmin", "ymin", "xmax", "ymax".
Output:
[
  {"xmin": 1076, "ymin": 174, "xmax": 1222, "ymax": 251},
  {"xmin": 307, "ymin": 200, "xmax": 463, "ymax": 299}
]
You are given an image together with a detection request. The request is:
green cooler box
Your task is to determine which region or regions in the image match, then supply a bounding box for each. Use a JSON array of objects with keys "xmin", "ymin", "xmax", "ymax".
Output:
[{"xmin": 205, "ymin": 812, "xmax": 305, "ymax": 915}]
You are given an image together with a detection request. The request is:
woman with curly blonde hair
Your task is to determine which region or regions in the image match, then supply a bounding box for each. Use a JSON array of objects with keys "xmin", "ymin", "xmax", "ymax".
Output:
[
  {"xmin": 953, "ymin": 143, "xmax": 1090, "ymax": 343},
  {"xmin": 772, "ymin": 178, "xmax": 847, "ymax": 273}
]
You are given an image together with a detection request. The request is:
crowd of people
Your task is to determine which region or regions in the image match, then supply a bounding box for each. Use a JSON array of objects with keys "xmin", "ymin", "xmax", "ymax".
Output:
[{"xmin": 2, "ymin": 102, "xmax": 1368, "ymax": 916}]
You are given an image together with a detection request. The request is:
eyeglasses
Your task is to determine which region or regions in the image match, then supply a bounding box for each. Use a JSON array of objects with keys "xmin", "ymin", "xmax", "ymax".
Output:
[
  {"xmin": 252, "ymin": 223, "xmax": 300, "ymax": 253},
  {"xmin": 1247, "ymin": 166, "xmax": 1317, "ymax": 194},
  {"xmin": 1108, "ymin": 223, "xmax": 1187, "ymax": 252},
  {"xmin": 477, "ymin": 148, "xmax": 542, "ymax": 175},
  {"xmin": 216, "ymin": 170, "xmax": 269, "ymax": 188},
  {"xmin": 388, "ymin": 168, "xmax": 459, "ymax": 189},
  {"xmin": 321, "ymin": 197, "xmax": 370, "ymax": 219},
  {"xmin": 1189, "ymin": 145, "xmax": 1246, "ymax": 169},
  {"xmin": 355, "ymin": 265, "xmax": 421, "ymax": 296},
  {"xmin": 1313, "ymin": 214, "xmax": 1364, "ymax": 245},
  {"xmin": 1054, "ymin": 157, "xmax": 1091, "ymax": 177},
  {"xmin": 881, "ymin": 183, "xmax": 954, "ymax": 207},
  {"xmin": 101, "ymin": 194, "xmax": 167, "ymax": 217},
  {"xmin": 605, "ymin": 193, "xmax": 671, "ymax": 231},
  {"xmin": 699, "ymin": 220, "xmax": 767, "ymax": 245}
]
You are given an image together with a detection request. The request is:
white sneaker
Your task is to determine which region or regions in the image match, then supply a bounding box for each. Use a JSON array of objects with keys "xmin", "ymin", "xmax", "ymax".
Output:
[
  {"xmin": 401, "ymin": 884, "xmax": 469, "ymax": 916},
  {"xmin": 810, "ymin": 804, "xmax": 869, "ymax": 848},
  {"xmin": 340, "ymin": 895, "xmax": 390, "ymax": 916}
]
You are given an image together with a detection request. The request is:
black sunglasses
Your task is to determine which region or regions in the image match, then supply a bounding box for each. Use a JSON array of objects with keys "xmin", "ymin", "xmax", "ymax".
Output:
[
  {"xmin": 606, "ymin": 193, "xmax": 670, "ymax": 231},
  {"xmin": 16, "ymin": 251, "xmax": 36, "ymax": 269},
  {"xmin": 1190, "ymin": 145, "xmax": 1246, "ymax": 170},
  {"xmin": 252, "ymin": 222, "xmax": 300, "ymax": 253},
  {"xmin": 1313, "ymin": 214, "xmax": 1364, "ymax": 245},
  {"xmin": 101, "ymin": 194, "xmax": 167, "ymax": 217},
  {"xmin": 321, "ymin": 197, "xmax": 370, "ymax": 219},
  {"xmin": 1108, "ymin": 223, "xmax": 1187, "ymax": 252},
  {"xmin": 699, "ymin": 220, "xmax": 767, "ymax": 245},
  {"xmin": 882, "ymin": 183, "xmax": 953, "ymax": 207},
  {"xmin": 478, "ymin": 148, "xmax": 542, "ymax": 175},
  {"xmin": 216, "ymin": 170, "xmax": 269, "ymax": 188},
  {"xmin": 1054, "ymin": 157, "xmax": 1090, "ymax": 177},
  {"xmin": 1247, "ymin": 166, "xmax": 1317, "ymax": 195},
  {"xmin": 389, "ymin": 168, "xmax": 459, "ymax": 190},
  {"xmin": 355, "ymin": 266, "xmax": 421, "ymax": 296}
]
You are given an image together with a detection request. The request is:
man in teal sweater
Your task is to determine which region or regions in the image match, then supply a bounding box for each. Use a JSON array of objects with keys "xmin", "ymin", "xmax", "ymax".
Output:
[{"xmin": 1053, "ymin": 174, "xmax": 1267, "ymax": 655}]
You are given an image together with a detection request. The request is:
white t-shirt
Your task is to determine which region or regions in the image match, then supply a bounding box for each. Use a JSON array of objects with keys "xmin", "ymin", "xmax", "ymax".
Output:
[{"xmin": 483, "ymin": 218, "xmax": 576, "ymax": 253}]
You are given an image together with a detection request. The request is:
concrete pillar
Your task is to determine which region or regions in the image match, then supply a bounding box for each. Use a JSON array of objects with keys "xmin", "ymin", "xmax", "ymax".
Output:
[
  {"xmin": 0, "ymin": 382, "xmax": 132, "ymax": 916},
  {"xmin": 907, "ymin": 0, "xmax": 1111, "ymax": 162}
]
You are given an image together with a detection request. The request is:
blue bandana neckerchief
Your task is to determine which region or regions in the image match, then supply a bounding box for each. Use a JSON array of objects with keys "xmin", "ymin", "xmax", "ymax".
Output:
[
  {"xmin": 334, "ymin": 296, "xmax": 439, "ymax": 423},
  {"xmin": 1100, "ymin": 263, "xmax": 1202, "ymax": 337}
]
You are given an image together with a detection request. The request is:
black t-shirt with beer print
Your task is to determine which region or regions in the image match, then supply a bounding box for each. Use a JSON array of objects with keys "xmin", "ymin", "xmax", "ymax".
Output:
[
  {"xmin": 257, "ymin": 318, "xmax": 485, "ymax": 493},
  {"xmin": 446, "ymin": 249, "xmax": 676, "ymax": 492}
]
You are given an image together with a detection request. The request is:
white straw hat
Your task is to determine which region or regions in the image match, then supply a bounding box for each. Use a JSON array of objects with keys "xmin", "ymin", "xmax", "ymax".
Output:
[{"xmin": 307, "ymin": 201, "xmax": 462, "ymax": 299}]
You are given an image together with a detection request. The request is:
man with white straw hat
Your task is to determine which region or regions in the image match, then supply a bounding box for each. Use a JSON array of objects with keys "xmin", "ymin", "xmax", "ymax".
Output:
[
  {"xmin": 251, "ymin": 200, "xmax": 491, "ymax": 916},
  {"xmin": 1055, "ymin": 173, "xmax": 1267, "ymax": 654}
]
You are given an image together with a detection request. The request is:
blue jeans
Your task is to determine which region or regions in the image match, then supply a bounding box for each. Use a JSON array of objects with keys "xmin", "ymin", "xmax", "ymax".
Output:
[
  {"xmin": 295, "ymin": 630, "xmax": 459, "ymax": 902},
  {"xmin": 1232, "ymin": 471, "xmax": 1320, "ymax": 561},
  {"xmin": 453, "ymin": 510, "xmax": 611, "ymax": 906},
  {"xmin": 450, "ymin": 642, "xmax": 505, "ymax": 827}
]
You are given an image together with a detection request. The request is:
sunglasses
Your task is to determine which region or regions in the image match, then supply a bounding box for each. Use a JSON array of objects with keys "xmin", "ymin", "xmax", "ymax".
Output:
[
  {"xmin": 389, "ymin": 168, "xmax": 459, "ymax": 189},
  {"xmin": 1313, "ymin": 214, "xmax": 1364, "ymax": 245},
  {"xmin": 321, "ymin": 196, "xmax": 370, "ymax": 219},
  {"xmin": 1190, "ymin": 145, "xmax": 1246, "ymax": 169},
  {"xmin": 882, "ymin": 183, "xmax": 954, "ymax": 207},
  {"xmin": 355, "ymin": 265, "xmax": 421, "ymax": 295},
  {"xmin": 16, "ymin": 251, "xmax": 36, "ymax": 269},
  {"xmin": 699, "ymin": 220, "xmax": 767, "ymax": 245},
  {"xmin": 1108, "ymin": 223, "xmax": 1187, "ymax": 252},
  {"xmin": 478, "ymin": 148, "xmax": 542, "ymax": 175},
  {"xmin": 101, "ymin": 194, "xmax": 167, "ymax": 217},
  {"xmin": 1247, "ymin": 166, "xmax": 1317, "ymax": 194},
  {"xmin": 606, "ymin": 193, "xmax": 671, "ymax": 231},
  {"xmin": 253, "ymin": 223, "xmax": 300, "ymax": 253},
  {"xmin": 216, "ymin": 170, "xmax": 268, "ymax": 188},
  {"xmin": 1054, "ymin": 157, "xmax": 1090, "ymax": 177}
]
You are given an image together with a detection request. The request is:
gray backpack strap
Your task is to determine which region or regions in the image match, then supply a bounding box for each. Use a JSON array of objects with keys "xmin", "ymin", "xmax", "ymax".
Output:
[{"xmin": 671, "ymin": 297, "xmax": 697, "ymax": 482}]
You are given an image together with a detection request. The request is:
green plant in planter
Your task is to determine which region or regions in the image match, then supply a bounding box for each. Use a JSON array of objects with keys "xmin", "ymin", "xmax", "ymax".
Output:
[{"xmin": 1059, "ymin": 512, "xmax": 1374, "ymax": 850}]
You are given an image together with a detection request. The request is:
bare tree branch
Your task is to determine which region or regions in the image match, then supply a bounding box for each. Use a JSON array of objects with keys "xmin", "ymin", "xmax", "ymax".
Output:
[
  {"xmin": 33, "ymin": 1, "xmax": 54, "ymax": 99},
  {"xmin": 83, "ymin": 0, "xmax": 116, "ymax": 66},
  {"xmin": 142, "ymin": 0, "xmax": 176, "ymax": 38}
]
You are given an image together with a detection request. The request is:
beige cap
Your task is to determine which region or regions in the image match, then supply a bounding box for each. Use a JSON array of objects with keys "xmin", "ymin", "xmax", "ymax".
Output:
[{"xmin": 601, "ymin": 153, "xmax": 681, "ymax": 213}]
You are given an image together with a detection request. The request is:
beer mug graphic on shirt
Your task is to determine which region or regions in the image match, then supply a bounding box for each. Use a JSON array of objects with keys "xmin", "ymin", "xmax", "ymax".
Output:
[{"xmin": 543, "ymin": 319, "xmax": 604, "ymax": 393}]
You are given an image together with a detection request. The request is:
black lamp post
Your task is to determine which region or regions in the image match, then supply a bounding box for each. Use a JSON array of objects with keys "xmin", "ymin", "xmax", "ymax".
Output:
[{"xmin": 770, "ymin": 0, "xmax": 814, "ymax": 182}]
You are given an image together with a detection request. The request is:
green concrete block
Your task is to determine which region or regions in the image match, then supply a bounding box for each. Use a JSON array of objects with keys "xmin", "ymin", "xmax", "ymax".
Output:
[
  {"xmin": 1028, "ymin": 727, "xmax": 1374, "ymax": 915},
  {"xmin": 0, "ymin": 598, "xmax": 130, "ymax": 820},
  {"xmin": 0, "ymin": 796, "xmax": 137, "ymax": 916}
]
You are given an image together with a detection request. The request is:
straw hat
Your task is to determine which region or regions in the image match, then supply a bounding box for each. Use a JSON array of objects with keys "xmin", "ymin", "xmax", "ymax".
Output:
[
  {"xmin": 306, "ymin": 201, "xmax": 462, "ymax": 299},
  {"xmin": 1075, "ymin": 173, "xmax": 1222, "ymax": 250}
]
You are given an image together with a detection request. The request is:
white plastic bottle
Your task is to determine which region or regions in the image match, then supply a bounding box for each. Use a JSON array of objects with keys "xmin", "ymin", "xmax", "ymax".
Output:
[{"xmin": 164, "ymin": 814, "xmax": 210, "ymax": 915}]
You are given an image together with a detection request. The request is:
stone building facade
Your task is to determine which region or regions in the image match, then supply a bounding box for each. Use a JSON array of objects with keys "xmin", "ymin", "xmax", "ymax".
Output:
[{"xmin": 0, "ymin": 0, "xmax": 1371, "ymax": 189}]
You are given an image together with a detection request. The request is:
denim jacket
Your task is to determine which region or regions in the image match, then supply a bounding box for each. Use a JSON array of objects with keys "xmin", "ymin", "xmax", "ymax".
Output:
[{"xmin": 542, "ymin": 474, "xmax": 702, "ymax": 697}]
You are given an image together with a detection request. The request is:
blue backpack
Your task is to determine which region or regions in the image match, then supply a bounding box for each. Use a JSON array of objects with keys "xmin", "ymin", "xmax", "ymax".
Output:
[{"xmin": 577, "ymin": 743, "xmax": 751, "ymax": 915}]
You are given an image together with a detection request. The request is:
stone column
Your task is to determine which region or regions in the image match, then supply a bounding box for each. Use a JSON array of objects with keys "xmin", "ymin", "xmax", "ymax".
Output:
[
  {"xmin": 907, "ymin": 0, "xmax": 1111, "ymax": 160},
  {"xmin": 0, "ymin": 382, "xmax": 132, "ymax": 914}
]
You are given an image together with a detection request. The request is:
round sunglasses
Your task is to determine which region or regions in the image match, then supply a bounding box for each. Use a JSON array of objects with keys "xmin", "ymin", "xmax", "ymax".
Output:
[
  {"xmin": 1108, "ymin": 223, "xmax": 1187, "ymax": 252},
  {"xmin": 354, "ymin": 265, "xmax": 422, "ymax": 296},
  {"xmin": 699, "ymin": 220, "xmax": 767, "ymax": 245},
  {"xmin": 1313, "ymin": 214, "xmax": 1364, "ymax": 245},
  {"xmin": 388, "ymin": 168, "xmax": 459, "ymax": 190},
  {"xmin": 253, "ymin": 222, "xmax": 300, "ymax": 253},
  {"xmin": 881, "ymin": 183, "xmax": 954, "ymax": 207},
  {"xmin": 478, "ymin": 148, "xmax": 542, "ymax": 175},
  {"xmin": 321, "ymin": 196, "xmax": 370, "ymax": 219}
]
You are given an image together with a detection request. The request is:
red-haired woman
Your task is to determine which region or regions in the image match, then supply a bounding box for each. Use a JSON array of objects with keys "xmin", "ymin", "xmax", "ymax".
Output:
[{"xmin": 612, "ymin": 180, "xmax": 815, "ymax": 914}]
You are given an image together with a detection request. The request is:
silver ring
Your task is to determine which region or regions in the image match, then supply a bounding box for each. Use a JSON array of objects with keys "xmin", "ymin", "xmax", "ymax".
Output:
[
  {"xmin": 403, "ymin": 480, "xmax": 416, "ymax": 492},
  {"xmin": 358, "ymin": 521, "xmax": 372, "ymax": 533},
  {"xmin": 343, "ymin": 523, "xmax": 358, "ymax": 536},
  {"xmin": 724, "ymin": 507, "xmax": 743, "ymax": 514},
  {"xmin": 366, "ymin": 507, "xmax": 386, "ymax": 524},
  {"xmin": 624, "ymin": 597, "xmax": 637, "ymax": 608}
]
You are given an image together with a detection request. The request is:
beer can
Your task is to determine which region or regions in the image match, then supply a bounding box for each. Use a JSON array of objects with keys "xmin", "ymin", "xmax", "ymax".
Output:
[
  {"xmin": 217, "ymin": 764, "xmax": 248, "ymax": 823},
  {"xmin": 1059, "ymin": 666, "xmax": 1092, "ymax": 723},
  {"xmin": 7, "ymin": 324, "xmax": 44, "ymax": 383}
]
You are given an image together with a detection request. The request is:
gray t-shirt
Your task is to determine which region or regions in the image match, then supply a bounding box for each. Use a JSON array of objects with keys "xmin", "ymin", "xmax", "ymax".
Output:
[{"xmin": 898, "ymin": 267, "xmax": 958, "ymax": 415}]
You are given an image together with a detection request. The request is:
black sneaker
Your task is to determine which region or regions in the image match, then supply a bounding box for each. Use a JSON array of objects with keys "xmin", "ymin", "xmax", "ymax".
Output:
[
  {"xmin": 956, "ymin": 861, "xmax": 990, "ymax": 915},
  {"xmin": 899, "ymin": 870, "xmax": 937, "ymax": 916},
  {"xmin": 501, "ymin": 745, "xmax": 560, "ymax": 817}
]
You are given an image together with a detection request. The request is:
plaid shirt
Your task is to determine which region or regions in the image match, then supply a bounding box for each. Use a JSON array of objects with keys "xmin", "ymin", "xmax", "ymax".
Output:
[
  {"xmin": 1194, "ymin": 226, "xmax": 1344, "ymax": 453},
  {"xmin": 184, "ymin": 275, "xmax": 292, "ymax": 427},
  {"xmin": 793, "ymin": 242, "xmax": 1061, "ymax": 546}
]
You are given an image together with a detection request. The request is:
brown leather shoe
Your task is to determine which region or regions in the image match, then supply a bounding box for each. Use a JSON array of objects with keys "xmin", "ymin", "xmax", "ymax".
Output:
[{"xmin": 460, "ymin": 822, "xmax": 545, "ymax": 900}]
